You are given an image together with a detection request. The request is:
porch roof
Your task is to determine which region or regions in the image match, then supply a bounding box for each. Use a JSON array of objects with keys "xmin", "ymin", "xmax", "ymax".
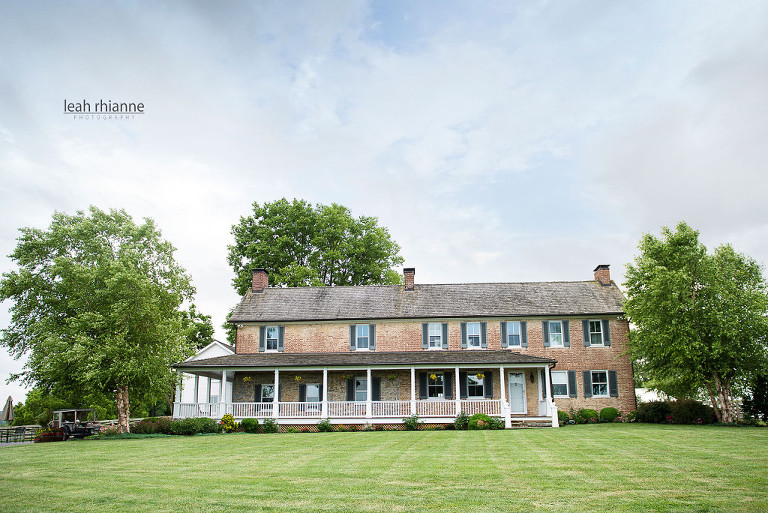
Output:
[{"xmin": 174, "ymin": 350, "xmax": 556, "ymax": 370}]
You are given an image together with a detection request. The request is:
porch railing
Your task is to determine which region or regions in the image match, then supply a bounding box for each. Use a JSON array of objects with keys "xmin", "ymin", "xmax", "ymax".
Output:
[{"xmin": 175, "ymin": 399, "xmax": 506, "ymax": 420}]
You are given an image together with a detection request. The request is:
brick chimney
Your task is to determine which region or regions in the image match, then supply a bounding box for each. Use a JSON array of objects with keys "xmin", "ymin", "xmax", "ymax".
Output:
[
  {"xmin": 252, "ymin": 268, "xmax": 269, "ymax": 293},
  {"xmin": 593, "ymin": 265, "xmax": 611, "ymax": 286},
  {"xmin": 403, "ymin": 268, "xmax": 415, "ymax": 291}
]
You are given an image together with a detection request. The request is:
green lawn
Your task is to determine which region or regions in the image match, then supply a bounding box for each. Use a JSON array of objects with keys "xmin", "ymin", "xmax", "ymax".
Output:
[{"xmin": 1, "ymin": 424, "xmax": 766, "ymax": 512}]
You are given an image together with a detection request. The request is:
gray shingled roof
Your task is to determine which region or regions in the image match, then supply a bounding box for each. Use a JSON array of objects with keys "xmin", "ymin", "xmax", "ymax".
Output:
[
  {"xmin": 174, "ymin": 350, "xmax": 556, "ymax": 370},
  {"xmin": 229, "ymin": 281, "xmax": 624, "ymax": 323}
]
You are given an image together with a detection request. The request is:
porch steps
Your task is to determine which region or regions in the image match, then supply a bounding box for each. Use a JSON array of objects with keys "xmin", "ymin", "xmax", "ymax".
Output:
[{"xmin": 509, "ymin": 418, "xmax": 554, "ymax": 428}]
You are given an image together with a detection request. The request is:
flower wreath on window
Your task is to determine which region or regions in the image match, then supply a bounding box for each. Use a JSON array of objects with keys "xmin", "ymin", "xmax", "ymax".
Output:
[
  {"xmin": 429, "ymin": 373, "xmax": 438, "ymax": 380},
  {"xmin": 476, "ymin": 373, "xmax": 485, "ymax": 380}
]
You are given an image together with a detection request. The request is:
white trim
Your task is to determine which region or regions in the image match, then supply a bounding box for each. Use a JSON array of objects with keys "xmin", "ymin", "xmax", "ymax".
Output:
[
  {"xmin": 587, "ymin": 320, "xmax": 605, "ymax": 347},
  {"xmin": 551, "ymin": 370, "xmax": 570, "ymax": 398},
  {"xmin": 548, "ymin": 320, "xmax": 564, "ymax": 347},
  {"xmin": 590, "ymin": 370, "xmax": 610, "ymax": 398},
  {"xmin": 507, "ymin": 372, "xmax": 527, "ymax": 414}
]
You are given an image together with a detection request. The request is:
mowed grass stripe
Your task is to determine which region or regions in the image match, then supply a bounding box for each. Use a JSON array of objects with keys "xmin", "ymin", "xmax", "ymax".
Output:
[{"xmin": 1, "ymin": 425, "xmax": 766, "ymax": 512}]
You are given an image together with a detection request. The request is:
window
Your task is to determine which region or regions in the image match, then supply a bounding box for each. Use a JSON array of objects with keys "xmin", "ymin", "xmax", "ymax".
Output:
[
  {"xmin": 428, "ymin": 323, "xmax": 442, "ymax": 349},
  {"xmin": 261, "ymin": 384, "xmax": 274, "ymax": 403},
  {"xmin": 591, "ymin": 371, "xmax": 608, "ymax": 397},
  {"xmin": 356, "ymin": 324, "xmax": 369, "ymax": 350},
  {"xmin": 428, "ymin": 373, "xmax": 444, "ymax": 399},
  {"xmin": 589, "ymin": 320, "xmax": 603, "ymax": 346},
  {"xmin": 467, "ymin": 373, "xmax": 484, "ymax": 398},
  {"xmin": 548, "ymin": 321, "xmax": 563, "ymax": 347},
  {"xmin": 506, "ymin": 321, "xmax": 521, "ymax": 347},
  {"xmin": 266, "ymin": 326, "xmax": 279, "ymax": 351},
  {"xmin": 551, "ymin": 371, "xmax": 569, "ymax": 397},
  {"xmin": 209, "ymin": 379, "xmax": 220, "ymax": 403},
  {"xmin": 355, "ymin": 377, "xmax": 367, "ymax": 401},
  {"xmin": 467, "ymin": 322, "xmax": 481, "ymax": 348}
]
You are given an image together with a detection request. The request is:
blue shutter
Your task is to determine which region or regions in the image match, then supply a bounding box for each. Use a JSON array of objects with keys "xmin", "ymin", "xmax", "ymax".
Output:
[
  {"xmin": 540, "ymin": 370, "xmax": 547, "ymax": 398},
  {"xmin": 372, "ymin": 377, "xmax": 381, "ymax": 401},
  {"xmin": 419, "ymin": 373, "xmax": 428, "ymax": 399},
  {"xmin": 568, "ymin": 371, "xmax": 577, "ymax": 398},
  {"xmin": 459, "ymin": 372, "xmax": 468, "ymax": 399},
  {"xmin": 543, "ymin": 322, "xmax": 550, "ymax": 347},
  {"xmin": 461, "ymin": 322, "xmax": 467, "ymax": 349},
  {"xmin": 480, "ymin": 322, "xmax": 487, "ymax": 348},
  {"xmin": 583, "ymin": 371, "xmax": 593, "ymax": 398},
  {"xmin": 484, "ymin": 370, "xmax": 493, "ymax": 398},
  {"xmin": 443, "ymin": 372, "xmax": 453, "ymax": 399},
  {"xmin": 254, "ymin": 384, "xmax": 262, "ymax": 403},
  {"xmin": 349, "ymin": 325, "xmax": 356, "ymax": 351},
  {"xmin": 369, "ymin": 324, "xmax": 376, "ymax": 351},
  {"xmin": 583, "ymin": 320, "xmax": 590, "ymax": 347},
  {"xmin": 521, "ymin": 321, "xmax": 528, "ymax": 348},
  {"xmin": 603, "ymin": 320, "xmax": 611, "ymax": 346},
  {"xmin": 608, "ymin": 370, "xmax": 618, "ymax": 397},
  {"xmin": 563, "ymin": 320, "xmax": 570, "ymax": 347},
  {"xmin": 259, "ymin": 326, "xmax": 266, "ymax": 352},
  {"xmin": 346, "ymin": 378, "xmax": 355, "ymax": 401},
  {"xmin": 278, "ymin": 326, "xmax": 285, "ymax": 352},
  {"xmin": 500, "ymin": 322, "xmax": 508, "ymax": 348},
  {"xmin": 319, "ymin": 384, "xmax": 323, "ymax": 402},
  {"xmin": 422, "ymin": 323, "xmax": 428, "ymax": 349},
  {"xmin": 442, "ymin": 323, "xmax": 449, "ymax": 349}
]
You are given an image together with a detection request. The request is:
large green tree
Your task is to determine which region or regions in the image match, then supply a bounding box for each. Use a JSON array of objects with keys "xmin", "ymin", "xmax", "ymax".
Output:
[
  {"xmin": 624, "ymin": 222, "xmax": 768, "ymax": 423},
  {"xmin": 0, "ymin": 207, "xmax": 197, "ymax": 432},
  {"xmin": 227, "ymin": 198, "xmax": 404, "ymax": 295}
]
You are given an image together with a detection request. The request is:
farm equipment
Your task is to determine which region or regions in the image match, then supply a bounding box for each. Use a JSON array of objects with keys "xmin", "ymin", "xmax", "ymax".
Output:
[{"xmin": 51, "ymin": 409, "xmax": 101, "ymax": 439}]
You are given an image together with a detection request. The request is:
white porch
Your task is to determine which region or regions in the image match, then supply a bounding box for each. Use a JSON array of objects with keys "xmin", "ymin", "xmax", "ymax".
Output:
[{"xmin": 173, "ymin": 364, "xmax": 560, "ymax": 428}]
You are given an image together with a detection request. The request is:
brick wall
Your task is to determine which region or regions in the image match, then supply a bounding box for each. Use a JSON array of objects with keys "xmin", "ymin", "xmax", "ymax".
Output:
[{"xmin": 234, "ymin": 317, "xmax": 636, "ymax": 413}]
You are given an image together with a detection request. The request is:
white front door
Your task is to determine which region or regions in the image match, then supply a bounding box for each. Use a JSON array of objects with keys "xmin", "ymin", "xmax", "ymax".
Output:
[{"xmin": 508, "ymin": 373, "xmax": 527, "ymax": 414}]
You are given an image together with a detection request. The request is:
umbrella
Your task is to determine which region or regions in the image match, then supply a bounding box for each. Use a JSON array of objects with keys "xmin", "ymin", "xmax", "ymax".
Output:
[{"xmin": 0, "ymin": 396, "xmax": 13, "ymax": 423}]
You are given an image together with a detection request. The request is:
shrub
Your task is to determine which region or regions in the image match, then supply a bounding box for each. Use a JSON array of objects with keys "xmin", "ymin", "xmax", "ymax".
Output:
[
  {"xmin": 454, "ymin": 411, "xmax": 470, "ymax": 430},
  {"xmin": 624, "ymin": 410, "xmax": 637, "ymax": 422},
  {"xmin": 240, "ymin": 418, "xmax": 259, "ymax": 433},
  {"xmin": 636, "ymin": 401, "xmax": 672, "ymax": 423},
  {"xmin": 600, "ymin": 407, "xmax": 621, "ymax": 423},
  {"xmin": 220, "ymin": 414, "xmax": 237, "ymax": 433},
  {"xmin": 262, "ymin": 418, "xmax": 278, "ymax": 433},
  {"xmin": 574, "ymin": 409, "xmax": 600, "ymax": 424},
  {"xmin": 468, "ymin": 413, "xmax": 493, "ymax": 430},
  {"xmin": 285, "ymin": 427, "xmax": 298, "ymax": 433},
  {"xmin": 316, "ymin": 418, "xmax": 333, "ymax": 432},
  {"xmin": 402, "ymin": 414, "xmax": 421, "ymax": 431},
  {"xmin": 170, "ymin": 417, "xmax": 222, "ymax": 436},
  {"xmin": 132, "ymin": 417, "xmax": 173, "ymax": 435},
  {"xmin": 558, "ymin": 410, "xmax": 571, "ymax": 425},
  {"xmin": 488, "ymin": 417, "xmax": 505, "ymax": 430},
  {"xmin": 670, "ymin": 399, "xmax": 716, "ymax": 425}
]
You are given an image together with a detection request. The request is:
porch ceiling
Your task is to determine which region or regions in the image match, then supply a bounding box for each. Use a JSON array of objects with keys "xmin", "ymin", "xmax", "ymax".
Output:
[{"xmin": 174, "ymin": 349, "xmax": 555, "ymax": 371}]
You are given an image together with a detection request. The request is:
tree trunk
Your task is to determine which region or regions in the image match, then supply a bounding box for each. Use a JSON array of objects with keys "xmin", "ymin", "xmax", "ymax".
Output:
[
  {"xmin": 116, "ymin": 385, "xmax": 131, "ymax": 433},
  {"xmin": 704, "ymin": 382, "xmax": 723, "ymax": 423},
  {"xmin": 712, "ymin": 373, "xmax": 736, "ymax": 424}
]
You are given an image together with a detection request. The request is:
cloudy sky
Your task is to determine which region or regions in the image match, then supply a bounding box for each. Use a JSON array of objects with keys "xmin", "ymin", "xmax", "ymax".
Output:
[{"xmin": 2, "ymin": 1, "xmax": 767, "ymax": 404}]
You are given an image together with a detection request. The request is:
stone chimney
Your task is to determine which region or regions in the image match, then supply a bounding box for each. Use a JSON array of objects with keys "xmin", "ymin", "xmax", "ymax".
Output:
[
  {"xmin": 403, "ymin": 268, "xmax": 415, "ymax": 291},
  {"xmin": 593, "ymin": 265, "xmax": 611, "ymax": 286},
  {"xmin": 252, "ymin": 268, "xmax": 269, "ymax": 293}
]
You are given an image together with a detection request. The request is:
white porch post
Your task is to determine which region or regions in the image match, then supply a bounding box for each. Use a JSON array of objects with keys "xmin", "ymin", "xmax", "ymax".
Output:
[
  {"xmin": 410, "ymin": 367, "xmax": 416, "ymax": 415},
  {"xmin": 454, "ymin": 367, "xmax": 461, "ymax": 416},
  {"xmin": 219, "ymin": 370, "xmax": 227, "ymax": 418},
  {"xmin": 500, "ymin": 366, "xmax": 511, "ymax": 429},
  {"xmin": 366, "ymin": 368, "xmax": 372, "ymax": 419},
  {"xmin": 273, "ymin": 369, "xmax": 280, "ymax": 419},
  {"xmin": 544, "ymin": 365, "xmax": 558, "ymax": 427},
  {"xmin": 193, "ymin": 375, "xmax": 199, "ymax": 405},
  {"xmin": 173, "ymin": 370, "xmax": 182, "ymax": 418},
  {"xmin": 322, "ymin": 368, "xmax": 328, "ymax": 418}
]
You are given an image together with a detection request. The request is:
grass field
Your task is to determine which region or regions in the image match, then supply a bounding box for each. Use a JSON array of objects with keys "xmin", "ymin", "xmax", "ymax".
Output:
[{"xmin": 1, "ymin": 424, "xmax": 766, "ymax": 512}]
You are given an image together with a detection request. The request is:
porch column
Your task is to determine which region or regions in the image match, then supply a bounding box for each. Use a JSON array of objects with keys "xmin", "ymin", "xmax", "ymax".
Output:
[
  {"xmin": 173, "ymin": 370, "xmax": 182, "ymax": 418},
  {"xmin": 220, "ymin": 370, "xmax": 227, "ymax": 418},
  {"xmin": 410, "ymin": 367, "xmax": 416, "ymax": 415},
  {"xmin": 499, "ymin": 366, "xmax": 511, "ymax": 429},
  {"xmin": 454, "ymin": 366, "xmax": 461, "ymax": 416},
  {"xmin": 322, "ymin": 368, "xmax": 328, "ymax": 418},
  {"xmin": 366, "ymin": 368, "xmax": 372, "ymax": 419},
  {"xmin": 544, "ymin": 365, "xmax": 558, "ymax": 427},
  {"xmin": 193, "ymin": 375, "xmax": 199, "ymax": 404},
  {"xmin": 273, "ymin": 369, "xmax": 280, "ymax": 418}
]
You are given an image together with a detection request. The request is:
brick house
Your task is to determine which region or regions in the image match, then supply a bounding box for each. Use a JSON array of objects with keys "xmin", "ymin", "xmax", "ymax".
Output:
[{"xmin": 173, "ymin": 265, "xmax": 636, "ymax": 428}]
